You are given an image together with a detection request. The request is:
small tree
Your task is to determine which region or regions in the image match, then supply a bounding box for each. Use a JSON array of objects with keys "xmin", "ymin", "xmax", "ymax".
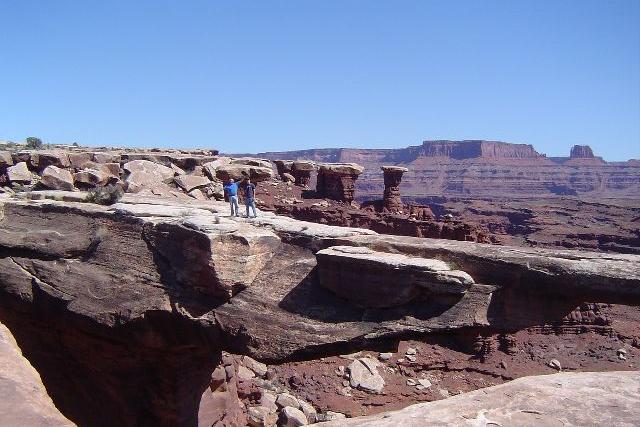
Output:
[{"xmin": 25, "ymin": 137, "xmax": 43, "ymax": 149}]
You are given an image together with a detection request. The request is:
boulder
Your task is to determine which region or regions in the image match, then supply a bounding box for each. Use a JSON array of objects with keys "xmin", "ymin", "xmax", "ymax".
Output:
[
  {"xmin": 188, "ymin": 188, "xmax": 207, "ymax": 200},
  {"xmin": 316, "ymin": 246, "xmax": 473, "ymax": 308},
  {"xmin": 29, "ymin": 151, "xmax": 71, "ymax": 170},
  {"xmin": 40, "ymin": 166, "xmax": 75, "ymax": 191},
  {"xmin": 6, "ymin": 162, "xmax": 32, "ymax": 183},
  {"xmin": 68, "ymin": 152, "xmax": 93, "ymax": 170},
  {"xmin": 275, "ymin": 393, "xmax": 299, "ymax": 409},
  {"xmin": 0, "ymin": 322, "xmax": 75, "ymax": 426},
  {"xmin": 282, "ymin": 173, "xmax": 295, "ymax": 183},
  {"xmin": 123, "ymin": 160, "xmax": 174, "ymax": 193},
  {"xmin": 216, "ymin": 164, "xmax": 273, "ymax": 183},
  {"xmin": 170, "ymin": 163, "xmax": 185, "ymax": 176},
  {"xmin": 73, "ymin": 169, "xmax": 112, "ymax": 188},
  {"xmin": 174, "ymin": 175, "xmax": 211, "ymax": 193},
  {"xmin": 202, "ymin": 158, "xmax": 231, "ymax": 180},
  {"xmin": 241, "ymin": 355, "xmax": 268, "ymax": 378},
  {"xmin": 83, "ymin": 162, "xmax": 121, "ymax": 178},
  {"xmin": 230, "ymin": 157, "xmax": 273, "ymax": 169},
  {"xmin": 0, "ymin": 151, "xmax": 13, "ymax": 168},
  {"xmin": 92, "ymin": 152, "xmax": 120, "ymax": 164},
  {"xmin": 280, "ymin": 406, "xmax": 308, "ymax": 427},
  {"xmin": 247, "ymin": 406, "xmax": 277, "ymax": 427},
  {"xmin": 348, "ymin": 358, "xmax": 385, "ymax": 393}
]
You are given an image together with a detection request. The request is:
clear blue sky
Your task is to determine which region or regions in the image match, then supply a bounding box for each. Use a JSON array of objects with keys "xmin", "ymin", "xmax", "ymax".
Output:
[{"xmin": 1, "ymin": 1, "xmax": 639, "ymax": 160}]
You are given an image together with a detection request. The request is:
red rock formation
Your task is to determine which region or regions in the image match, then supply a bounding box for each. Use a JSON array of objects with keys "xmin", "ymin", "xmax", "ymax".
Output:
[
  {"xmin": 381, "ymin": 166, "xmax": 408, "ymax": 213},
  {"xmin": 570, "ymin": 145, "xmax": 595, "ymax": 158},
  {"xmin": 256, "ymin": 140, "xmax": 640, "ymax": 199},
  {"xmin": 316, "ymin": 163, "xmax": 364, "ymax": 202},
  {"xmin": 273, "ymin": 159, "xmax": 293, "ymax": 179},
  {"xmin": 291, "ymin": 160, "xmax": 315, "ymax": 186}
]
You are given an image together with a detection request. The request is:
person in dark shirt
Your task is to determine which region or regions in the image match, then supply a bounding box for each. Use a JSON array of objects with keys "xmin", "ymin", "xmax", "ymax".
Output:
[
  {"xmin": 244, "ymin": 178, "xmax": 257, "ymax": 218},
  {"xmin": 223, "ymin": 178, "xmax": 240, "ymax": 216}
]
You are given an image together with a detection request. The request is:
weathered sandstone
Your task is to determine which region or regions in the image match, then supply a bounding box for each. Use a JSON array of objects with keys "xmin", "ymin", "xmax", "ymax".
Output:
[
  {"xmin": 0, "ymin": 322, "xmax": 75, "ymax": 426},
  {"xmin": 316, "ymin": 246, "xmax": 474, "ymax": 308},
  {"xmin": 40, "ymin": 166, "xmax": 75, "ymax": 191},
  {"xmin": 291, "ymin": 160, "xmax": 315, "ymax": 186},
  {"xmin": 258, "ymin": 140, "xmax": 640, "ymax": 198},
  {"xmin": 321, "ymin": 371, "xmax": 640, "ymax": 426},
  {"xmin": 6, "ymin": 162, "xmax": 33, "ymax": 183},
  {"xmin": 0, "ymin": 192, "xmax": 639, "ymax": 424},
  {"xmin": 316, "ymin": 163, "xmax": 364, "ymax": 202},
  {"xmin": 381, "ymin": 165, "xmax": 408, "ymax": 212}
]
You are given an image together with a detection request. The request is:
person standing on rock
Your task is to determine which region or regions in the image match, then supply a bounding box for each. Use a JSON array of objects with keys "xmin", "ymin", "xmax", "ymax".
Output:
[
  {"xmin": 223, "ymin": 178, "xmax": 240, "ymax": 217},
  {"xmin": 243, "ymin": 178, "xmax": 257, "ymax": 218}
]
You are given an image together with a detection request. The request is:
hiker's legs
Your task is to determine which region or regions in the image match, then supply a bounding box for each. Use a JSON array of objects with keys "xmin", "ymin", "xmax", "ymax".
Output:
[
  {"xmin": 248, "ymin": 199, "xmax": 257, "ymax": 217},
  {"xmin": 230, "ymin": 196, "xmax": 239, "ymax": 216}
]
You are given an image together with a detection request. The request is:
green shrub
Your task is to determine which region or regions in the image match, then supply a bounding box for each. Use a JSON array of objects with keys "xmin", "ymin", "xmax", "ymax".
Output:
[{"xmin": 86, "ymin": 184, "xmax": 124, "ymax": 205}]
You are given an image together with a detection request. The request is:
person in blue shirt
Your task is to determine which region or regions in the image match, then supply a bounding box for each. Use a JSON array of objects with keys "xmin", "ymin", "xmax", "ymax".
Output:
[
  {"xmin": 244, "ymin": 178, "xmax": 257, "ymax": 218},
  {"xmin": 223, "ymin": 178, "xmax": 240, "ymax": 216}
]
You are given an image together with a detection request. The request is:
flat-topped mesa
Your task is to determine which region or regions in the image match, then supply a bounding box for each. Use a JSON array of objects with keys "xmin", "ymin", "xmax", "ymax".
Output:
[
  {"xmin": 291, "ymin": 160, "xmax": 315, "ymax": 186},
  {"xmin": 419, "ymin": 140, "xmax": 543, "ymax": 159},
  {"xmin": 316, "ymin": 162, "xmax": 364, "ymax": 202},
  {"xmin": 381, "ymin": 166, "xmax": 408, "ymax": 213},
  {"xmin": 570, "ymin": 145, "xmax": 595, "ymax": 158}
]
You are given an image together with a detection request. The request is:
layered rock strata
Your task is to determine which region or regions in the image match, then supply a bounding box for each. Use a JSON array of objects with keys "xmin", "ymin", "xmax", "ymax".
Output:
[
  {"xmin": 316, "ymin": 163, "xmax": 364, "ymax": 202},
  {"xmin": 291, "ymin": 160, "xmax": 315, "ymax": 186},
  {"xmin": 316, "ymin": 246, "xmax": 474, "ymax": 308},
  {"xmin": 0, "ymin": 192, "xmax": 639, "ymax": 424},
  {"xmin": 381, "ymin": 166, "xmax": 408, "ymax": 212},
  {"xmin": 257, "ymin": 140, "xmax": 640, "ymax": 199}
]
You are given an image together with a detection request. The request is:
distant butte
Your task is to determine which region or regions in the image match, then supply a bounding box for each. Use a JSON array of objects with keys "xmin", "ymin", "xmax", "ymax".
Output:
[{"xmin": 252, "ymin": 140, "xmax": 639, "ymax": 199}]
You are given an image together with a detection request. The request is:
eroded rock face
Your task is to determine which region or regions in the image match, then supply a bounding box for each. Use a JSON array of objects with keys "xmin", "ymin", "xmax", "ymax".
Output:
[
  {"xmin": 257, "ymin": 140, "xmax": 640, "ymax": 198},
  {"xmin": 0, "ymin": 322, "xmax": 75, "ymax": 427},
  {"xmin": 570, "ymin": 145, "xmax": 595, "ymax": 158},
  {"xmin": 381, "ymin": 166, "xmax": 408, "ymax": 213},
  {"xmin": 273, "ymin": 160, "xmax": 294, "ymax": 180},
  {"xmin": 316, "ymin": 163, "xmax": 364, "ymax": 202},
  {"xmin": 291, "ymin": 161, "xmax": 315, "ymax": 186},
  {"xmin": 0, "ymin": 193, "xmax": 639, "ymax": 424},
  {"xmin": 320, "ymin": 371, "xmax": 640, "ymax": 426}
]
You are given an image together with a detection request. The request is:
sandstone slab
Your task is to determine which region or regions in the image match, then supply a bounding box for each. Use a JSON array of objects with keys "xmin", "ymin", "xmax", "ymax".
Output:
[
  {"xmin": 6, "ymin": 162, "xmax": 32, "ymax": 183},
  {"xmin": 40, "ymin": 166, "xmax": 75, "ymax": 191},
  {"xmin": 316, "ymin": 246, "xmax": 473, "ymax": 308},
  {"xmin": 174, "ymin": 174, "xmax": 211, "ymax": 192},
  {"xmin": 320, "ymin": 371, "xmax": 640, "ymax": 426}
]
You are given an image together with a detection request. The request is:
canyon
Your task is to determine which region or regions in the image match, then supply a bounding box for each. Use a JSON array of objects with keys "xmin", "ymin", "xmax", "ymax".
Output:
[
  {"xmin": 0, "ymin": 145, "xmax": 639, "ymax": 426},
  {"xmin": 254, "ymin": 140, "xmax": 640, "ymax": 199}
]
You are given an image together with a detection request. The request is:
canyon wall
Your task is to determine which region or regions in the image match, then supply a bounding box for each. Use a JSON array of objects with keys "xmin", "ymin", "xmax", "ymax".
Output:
[
  {"xmin": 1, "ymin": 192, "xmax": 639, "ymax": 424},
  {"xmin": 256, "ymin": 140, "xmax": 640, "ymax": 199}
]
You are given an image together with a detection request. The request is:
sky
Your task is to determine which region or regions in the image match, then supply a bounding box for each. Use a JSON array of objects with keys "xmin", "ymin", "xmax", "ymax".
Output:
[{"xmin": 0, "ymin": 1, "xmax": 639, "ymax": 160}]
